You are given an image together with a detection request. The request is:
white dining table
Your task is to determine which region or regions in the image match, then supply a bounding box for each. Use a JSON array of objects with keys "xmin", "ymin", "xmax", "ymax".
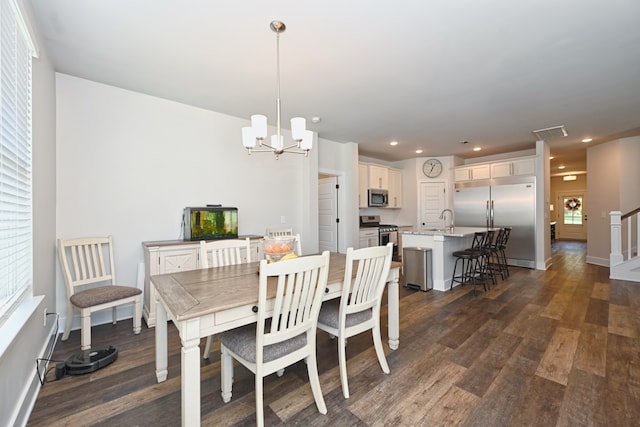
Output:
[{"xmin": 152, "ymin": 252, "xmax": 401, "ymax": 426}]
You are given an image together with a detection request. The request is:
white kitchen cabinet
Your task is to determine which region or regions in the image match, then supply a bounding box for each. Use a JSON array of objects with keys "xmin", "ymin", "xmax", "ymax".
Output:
[
  {"xmin": 368, "ymin": 164, "xmax": 389, "ymax": 189},
  {"xmin": 359, "ymin": 228, "xmax": 379, "ymax": 249},
  {"xmin": 142, "ymin": 236, "xmax": 262, "ymax": 327},
  {"xmin": 387, "ymin": 168, "xmax": 402, "ymax": 208},
  {"xmin": 358, "ymin": 163, "xmax": 369, "ymax": 208},
  {"xmin": 455, "ymin": 164, "xmax": 491, "ymax": 182},
  {"xmin": 491, "ymin": 158, "xmax": 535, "ymax": 178}
]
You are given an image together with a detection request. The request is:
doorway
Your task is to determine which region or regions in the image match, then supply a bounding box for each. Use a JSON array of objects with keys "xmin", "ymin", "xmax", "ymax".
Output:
[
  {"xmin": 555, "ymin": 191, "xmax": 587, "ymax": 240},
  {"xmin": 419, "ymin": 181, "xmax": 447, "ymax": 230},
  {"xmin": 318, "ymin": 175, "xmax": 339, "ymax": 252}
]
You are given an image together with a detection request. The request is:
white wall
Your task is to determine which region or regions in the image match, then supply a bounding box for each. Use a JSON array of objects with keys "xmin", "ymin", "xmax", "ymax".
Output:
[
  {"xmin": 55, "ymin": 74, "xmax": 328, "ymax": 328},
  {"xmin": 318, "ymin": 138, "xmax": 359, "ymax": 253},
  {"xmin": 618, "ymin": 137, "xmax": 640, "ymax": 212},
  {"xmin": 586, "ymin": 137, "xmax": 640, "ymax": 265}
]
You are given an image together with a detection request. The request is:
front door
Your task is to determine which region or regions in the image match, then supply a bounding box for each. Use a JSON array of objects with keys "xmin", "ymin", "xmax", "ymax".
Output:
[{"xmin": 555, "ymin": 191, "xmax": 587, "ymax": 240}]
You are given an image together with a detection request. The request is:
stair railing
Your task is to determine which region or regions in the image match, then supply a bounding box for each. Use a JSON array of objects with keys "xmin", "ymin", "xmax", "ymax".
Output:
[{"xmin": 610, "ymin": 207, "xmax": 640, "ymax": 266}]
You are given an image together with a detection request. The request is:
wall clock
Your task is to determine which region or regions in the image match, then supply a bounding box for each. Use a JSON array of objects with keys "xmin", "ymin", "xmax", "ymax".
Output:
[{"xmin": 423, "ymin": 159, "xmax": 443, "ymax": 178}]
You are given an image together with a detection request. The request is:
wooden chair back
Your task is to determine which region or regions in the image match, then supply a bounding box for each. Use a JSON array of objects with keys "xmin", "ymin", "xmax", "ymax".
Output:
[
  {"xmin": 258, "ymin": 251, "xmax": 330, "ymax": 351},
  {"xmin": 266, "ymin": 227, "xmax": 293, "ymax": 237},
  {"xmin": 199, "ymin": 238, "xmax": 251, "ymax": 268},
  {"xmin": 58, "ymin": 236, "xmax": 117, "ymax": 296},
  {"xmin": 340, "ymin": 243, "xmax": 393, "ymax": 321}
]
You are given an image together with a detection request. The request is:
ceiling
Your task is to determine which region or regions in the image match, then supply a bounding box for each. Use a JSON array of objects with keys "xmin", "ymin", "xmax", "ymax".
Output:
[{"xmin": 29, "ymin": 1, "xmax": 640, "ymax": 176}]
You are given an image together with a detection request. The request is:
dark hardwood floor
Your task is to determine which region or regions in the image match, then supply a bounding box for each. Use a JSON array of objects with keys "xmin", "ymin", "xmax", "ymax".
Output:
[{"xmin": 29, "ymin": 241, "xmax": 640, "ymax": 426}]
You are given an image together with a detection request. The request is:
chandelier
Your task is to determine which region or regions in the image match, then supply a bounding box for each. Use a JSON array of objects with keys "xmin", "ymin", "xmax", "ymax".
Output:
[{"xmin": 242, "ymin": 21, "xmax": 313, "ymax": 159}]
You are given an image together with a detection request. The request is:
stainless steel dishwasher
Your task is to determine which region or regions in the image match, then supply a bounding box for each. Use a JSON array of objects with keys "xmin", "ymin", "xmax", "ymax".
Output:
[{"xmin": 402, "ymin": 247, "xmax": 433, "ymax": 291}]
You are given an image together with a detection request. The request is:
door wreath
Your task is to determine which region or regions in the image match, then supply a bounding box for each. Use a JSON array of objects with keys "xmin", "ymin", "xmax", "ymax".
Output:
[{"xmin": 565, "ymin": 198, "xmax": 581, "ymax": 211}]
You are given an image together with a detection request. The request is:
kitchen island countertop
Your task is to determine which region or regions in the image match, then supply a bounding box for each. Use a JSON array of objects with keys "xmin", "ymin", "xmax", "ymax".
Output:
[{"xmin": 403, "ymin": 226, "xmax": 496, "ymax": 238}]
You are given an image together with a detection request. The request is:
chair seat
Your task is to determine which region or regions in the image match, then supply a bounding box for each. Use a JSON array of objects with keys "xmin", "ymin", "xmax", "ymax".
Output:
[
  {"xmin": 70, "ymin": 285, "xmax": 142, "ymax": 309},
  {"xmin": 317, "ymin": 299, "xmax": 372, "ymax": 329},
  {"xmin": 219, "ymin": 323, "xmax": 307, "ymax": 363}
]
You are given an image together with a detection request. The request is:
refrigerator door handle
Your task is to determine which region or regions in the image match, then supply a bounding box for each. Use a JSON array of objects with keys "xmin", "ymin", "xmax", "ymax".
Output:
[
  {"xmin": 486, "ymin": 200, "xmax": 490, "ymax": 228},
  {"xmin": 490, "ymin": 200, "xmax": 495, "ymax": 228}
]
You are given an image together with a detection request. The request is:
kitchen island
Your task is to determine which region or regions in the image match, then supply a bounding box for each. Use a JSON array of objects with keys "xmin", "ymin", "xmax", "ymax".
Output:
[{"xmin": 401, "ymin": 227, "xmax": 494, "ymax": 291}]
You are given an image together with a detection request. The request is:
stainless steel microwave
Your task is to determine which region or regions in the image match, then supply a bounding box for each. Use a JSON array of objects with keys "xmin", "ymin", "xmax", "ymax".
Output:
[{"xmin": 368, "ymin": 189, "xmax": 388, "ymax": 207}]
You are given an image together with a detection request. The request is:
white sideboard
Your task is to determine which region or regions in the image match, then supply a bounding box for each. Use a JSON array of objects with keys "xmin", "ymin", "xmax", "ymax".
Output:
[{"xmin": 142, "ymin": 236, "xmax": 263, "ymax": 327}]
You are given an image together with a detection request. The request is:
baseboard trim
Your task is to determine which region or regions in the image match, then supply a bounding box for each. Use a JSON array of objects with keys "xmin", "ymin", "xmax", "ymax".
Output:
[{"xmin": 11, "ymin": 317, "xmax": 56, "ymax": 427}]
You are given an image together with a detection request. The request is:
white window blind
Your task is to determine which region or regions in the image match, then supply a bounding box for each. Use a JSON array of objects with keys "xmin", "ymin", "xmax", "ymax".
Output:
[{"xmin": 0, "ymin": 0, "xmax": 34, "ymax": 321}]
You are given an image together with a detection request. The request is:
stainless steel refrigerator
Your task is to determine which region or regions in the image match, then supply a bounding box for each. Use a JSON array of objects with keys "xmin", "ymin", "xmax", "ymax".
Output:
[{"xmin": 454, "ymin": 176, "xmax": 536, "ymax": 268}]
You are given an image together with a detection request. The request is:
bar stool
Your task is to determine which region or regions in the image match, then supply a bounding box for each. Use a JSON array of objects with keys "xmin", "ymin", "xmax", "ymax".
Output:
[
  {"xmin": 451, "ymin": 232, "xmax": 487, "ymax": 294},
  {"xmin": 497, "ymin": 227, "xmax": 512, "ymax": 278},
  {"xmin": 478, "ymin": 229, "xmax": 497, "ymax": 288}
]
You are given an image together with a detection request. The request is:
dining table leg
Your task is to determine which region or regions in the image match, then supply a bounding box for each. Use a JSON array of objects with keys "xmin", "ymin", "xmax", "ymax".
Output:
[
  {"xmin": 155, "ymin": 292, "xmax": 168, "ymax": 383},
  {"xmin": 181, "ymin": 319, "xmax": 202, "ymax": 426},
  {"xmin": 387, "ymin": 270, "xmax": 400, "ymax": 350}
]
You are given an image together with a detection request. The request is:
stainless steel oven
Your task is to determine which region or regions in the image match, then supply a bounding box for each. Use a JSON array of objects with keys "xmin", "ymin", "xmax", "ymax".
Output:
[
  {"xmin": 360, "ymin": 215, "xmax": 399, "ymax": 260},
  {"xmin": 378, "ymin": 225, "xmax": 399, "ymax": 260}
]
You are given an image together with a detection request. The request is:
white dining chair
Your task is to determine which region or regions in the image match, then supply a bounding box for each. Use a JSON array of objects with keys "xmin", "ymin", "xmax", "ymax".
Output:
[
  {"xmin": 199, "ymin": 237, "xmax": 252, "ymax": 358},
  {"xmin": 58, "ymin": 236, "xmax": 142, "ymax": 350},
  {"xmin": 317, "ymin": 242, "xmax": 393, "ymax": 398},
  {"xmin": 199, "ymin": 237, "xmax": 251, "ymax": 268},
  {"xmin": 218, "ymin": 251, "xmax": 330, "ymax": 427}
]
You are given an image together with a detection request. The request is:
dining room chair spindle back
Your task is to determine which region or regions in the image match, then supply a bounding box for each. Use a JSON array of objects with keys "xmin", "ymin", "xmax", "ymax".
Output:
[
  {"xmin": 57, "ymin": 236, "xmax": 142, "ymax": 350},
  {"xmin": 199, "ymin": 237, "xmax": 252, "ymax": 358},
  {"xmin": 317, "ymin": 242, "xmax": 394, "ymax": 398},
  {"xmin": 218, "ymin": 251, "xmax": 331, "ymax": 426}
]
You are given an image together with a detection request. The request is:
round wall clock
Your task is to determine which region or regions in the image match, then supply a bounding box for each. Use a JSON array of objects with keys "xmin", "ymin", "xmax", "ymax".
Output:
[{"xmin": 423, "ymin": 159, "xmax": 443, "ymax": 178}]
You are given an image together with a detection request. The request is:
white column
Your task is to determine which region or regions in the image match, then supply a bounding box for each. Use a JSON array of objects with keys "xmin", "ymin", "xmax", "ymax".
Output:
[{"xmin": 610, "ymin": 211, "xmax": 623, "ymax": 266}]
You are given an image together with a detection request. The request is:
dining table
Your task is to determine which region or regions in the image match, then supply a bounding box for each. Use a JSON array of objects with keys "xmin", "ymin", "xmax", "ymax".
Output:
[{"xmin": 152, "ymin": 252, "xmax": 401, "ymax": 427}]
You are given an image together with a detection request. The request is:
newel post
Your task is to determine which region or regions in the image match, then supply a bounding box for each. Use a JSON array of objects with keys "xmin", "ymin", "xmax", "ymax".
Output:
[{"xmin": 610, "ymin": 211, "xmax": 623, "ymax": 266}]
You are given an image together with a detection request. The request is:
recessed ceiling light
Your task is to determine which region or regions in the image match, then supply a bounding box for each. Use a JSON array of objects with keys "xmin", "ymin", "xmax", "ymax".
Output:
[
  {"xmin": 549, "ymin": 156, "xmax": 555, "ymax": 160},
  {"xmin": 311, "ymin": 117, "xmax": 322, "ymax": 124},
  {"xmin": 558, "ymin": 165, "xmax": 566, "ymax": 169},
  {"xmin": 582, "ymin": 138, "xmax": 592, "ymax": 143},
  {"xmin": 389, "ymin": 141, "xmax": 398, "ymax": 146},
  {"xmin": 473, "ymin": 147, "xmax": 482, "ymax": 152},
  {"xmin": 415, "ymin": 149, "xmax": 423, "ymax": 154}
]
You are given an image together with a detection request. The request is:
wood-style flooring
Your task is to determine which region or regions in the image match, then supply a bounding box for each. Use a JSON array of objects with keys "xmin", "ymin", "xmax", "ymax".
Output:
[{"xmin": 28, "ymin": 241, "xmax": 640, "ymax": 426}]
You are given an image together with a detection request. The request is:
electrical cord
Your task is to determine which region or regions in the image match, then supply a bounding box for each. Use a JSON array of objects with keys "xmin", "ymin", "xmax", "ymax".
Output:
[{"xmin": 36, "ymin": 312, "xmax": 62, "ymax": 384}]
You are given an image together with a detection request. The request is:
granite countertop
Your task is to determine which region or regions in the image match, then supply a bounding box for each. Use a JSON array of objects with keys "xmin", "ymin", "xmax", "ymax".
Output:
[{"xmin": 402, "ymin": 227, "xmax": 497, "ymax": 237}]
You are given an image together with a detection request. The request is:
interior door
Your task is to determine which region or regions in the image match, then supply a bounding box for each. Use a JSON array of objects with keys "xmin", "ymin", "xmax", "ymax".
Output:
[
  {"xmin": 419, "ymin": 182, "xmax": 446, "ymax": 230},
  {"xmin": 555, "ymin": 191, "xmax": 587, "ymax": 240},
  {"xmin": 318, "ymin": 176, "xmax": 338, "ymax": 252}
]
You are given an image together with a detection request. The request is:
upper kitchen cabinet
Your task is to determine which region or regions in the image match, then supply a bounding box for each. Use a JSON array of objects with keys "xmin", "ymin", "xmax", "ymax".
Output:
[
  {"xmin": 387, "ymin": 168, "xmax": 402, "ymax": 208},
  {"xmin": 358, "ymin": 163, "xmax": 369, "ymax": 208},
  {"xmin": 454, "ymin": 164, "xmax": 490, "ymax": 182},
  {"xmin": 368, "ymin": 164, "xmax": 389, "ymax": 189},
  {"xmin": 491, "ymin": 157, "xmax": 535, "ymax": 178},
  {"xmin": 454, "ymin": 156, "xmax": 535, "ymax": 182}
]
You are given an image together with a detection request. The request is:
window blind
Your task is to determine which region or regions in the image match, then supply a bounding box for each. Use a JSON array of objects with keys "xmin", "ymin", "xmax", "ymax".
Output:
[{"xmin": 0, "ymin": 0, "xmax": 33, "ymax": 321}]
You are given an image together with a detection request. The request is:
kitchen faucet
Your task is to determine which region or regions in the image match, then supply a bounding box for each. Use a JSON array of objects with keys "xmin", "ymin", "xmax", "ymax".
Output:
[{"xmin": 439, "ymin": 209, "xmax": 455, "ymax": 231}]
